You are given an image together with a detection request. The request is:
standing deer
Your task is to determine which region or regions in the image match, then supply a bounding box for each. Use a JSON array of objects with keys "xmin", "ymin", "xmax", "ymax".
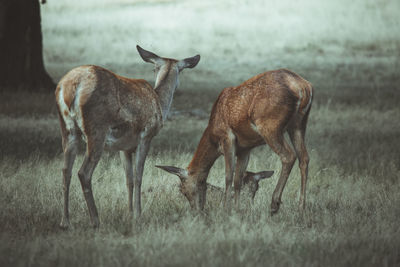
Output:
[
  {"xmin": 55, "ymin": 45, "xmax": 200, "ymax": 228},
  {"xmin": 157, "ymin": 69, "xmax": 313, "ymax": 214}
]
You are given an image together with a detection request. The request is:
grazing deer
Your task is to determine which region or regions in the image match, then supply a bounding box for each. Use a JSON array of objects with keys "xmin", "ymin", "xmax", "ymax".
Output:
[
  {"xmin": 157, "ymin": 69, "xmax": 313, "ymax": 214},
  {"xmin": 190, "ymin": 170, "xmax": 274, "ymax": 203},
  {"xmin": 55, "ymin": 46, "xmax": 200, "ymax": 228},
  {"xmin": 144, "ymin": 171, "xmax": 273, "ymax": 206}
]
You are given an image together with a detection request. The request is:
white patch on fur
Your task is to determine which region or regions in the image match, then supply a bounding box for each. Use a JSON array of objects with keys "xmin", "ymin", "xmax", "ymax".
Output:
[
  {"xmin": 58, "ymin": 82, "xmax": 86, "ymax": 137},
  {"xmin": 154, "ymin": 65, "xmax": 168, "ymax": 88},
  {"xmin": 297, "ymin": 87, "xmax": 303, "ymax": 112},
  {"xmin": 105, "ymin": 128, "xmax": 117, "ymax": 147},
  {"xmin": 74, "ymin": 83, "xmax": 85, "ymax": 133},
  {"xmin": 66, "ymin": 133, "xmax": 77, "ymax": 146},
  {"xmin": 227, "ymin": 129, "xmax": 235, "ymax": 141},
  {"xmin": 304, "ymin": 87, "xmax": 313, "ymax": 112},
  {"xmin": 253, "ymin": 173, "xmax": 261, "ymax": 181},
  {"xmin": 58, "ymin": 85, "xmax": 75, "ymax": 131},
  {"xmin": 155, "ymin": 64, "xmax": 180, "ymax": 121},
  {"xmin": 250, "ymin": 122, "xmax": 260, "ymax": 134}
]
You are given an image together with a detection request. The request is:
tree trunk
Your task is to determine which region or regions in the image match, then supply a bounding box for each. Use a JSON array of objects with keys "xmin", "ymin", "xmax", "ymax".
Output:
[{"xmin": 0, "ymin": 0, "xmax": 55, "ymax": 91}]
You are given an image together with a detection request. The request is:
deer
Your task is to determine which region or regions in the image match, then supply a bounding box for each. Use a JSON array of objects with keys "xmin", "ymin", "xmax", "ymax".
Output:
[
  {"xmin": 55, "ymin": 45, "xmax": 200, "ymax": 228},
  {"xmin": 159, "ymin": 168, "xmax": 274, "ymax": 204},
  {"xmin": 206, "ymin": 171, "xmax": 274, "ymax": 202},
  {"xmin": 157, "ymin": 69, "xmax": 313, "ymax": 214}
]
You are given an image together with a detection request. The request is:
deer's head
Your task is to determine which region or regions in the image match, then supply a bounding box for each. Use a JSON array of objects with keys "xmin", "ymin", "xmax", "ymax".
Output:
[
  {"xmin": 156, "ymin": 165, "xmax": 274, "ymax": 207},
  {"xmin": 155, "ymin": 165, "xmax": 200, "ymax": 209},
  {"xmin": 136, "ymin": 45, "xmax": 200, "ymax": 87},
  {"xmin": 241, "ymin": 171, "xmax": 274, "ymax": 200}
]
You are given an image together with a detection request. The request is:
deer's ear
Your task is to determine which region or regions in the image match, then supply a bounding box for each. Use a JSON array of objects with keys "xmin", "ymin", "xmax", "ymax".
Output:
[
  {"xmin": 156, "ymin": 165, "xmax": 187, "ymax": 182},
  {"xmin": 177, "ymin": 55, "xmax": 200, "ymax": 71},
  {"xmin": 252, "ymin": 171, "xmax": 274, "ymax": 181},
  {"xmin": 137, "ymin": 45, "xmax": 163, "ymax": 64}
]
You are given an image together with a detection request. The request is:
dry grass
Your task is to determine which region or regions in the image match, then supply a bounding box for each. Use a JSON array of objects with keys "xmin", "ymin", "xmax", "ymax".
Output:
[{"xmin": 1, "ymin": 0, "xmax": 400, "ymax": 266}]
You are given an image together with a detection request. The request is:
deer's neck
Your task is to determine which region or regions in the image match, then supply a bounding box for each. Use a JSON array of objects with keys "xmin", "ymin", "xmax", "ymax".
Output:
[
  {"xmin": 187, "ymin": 127, "xmax": 221, "ymax": 183},
  {"xmin": 154, "ymin": 65, "xmax": 179, "ymax": 121}
]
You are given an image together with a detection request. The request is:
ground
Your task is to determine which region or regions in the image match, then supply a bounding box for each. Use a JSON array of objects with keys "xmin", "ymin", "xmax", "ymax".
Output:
[{"xmin": 0, "ymin": 0, "xmax": 399, "ymax": 266}]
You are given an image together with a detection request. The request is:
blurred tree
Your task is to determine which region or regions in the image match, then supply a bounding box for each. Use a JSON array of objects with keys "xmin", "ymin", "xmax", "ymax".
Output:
[{"xmin": 0, "ymin": 0, "xmax": 54, "ymax": 91}]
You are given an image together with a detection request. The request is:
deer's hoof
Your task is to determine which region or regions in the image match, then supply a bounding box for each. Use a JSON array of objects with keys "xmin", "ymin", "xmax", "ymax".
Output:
[
  {"xmin": 59, "ymin": 218, "xmax": 70, "ymax": 230},
  {"xmin": 298, "ymin": 203, "xmax": 306, "ymax": 212},
  {"xmin": 270, "ymin": 200, "xmax": 281, "ymax": 215},
  {"xmin": 91, "ymin": 220, "xmax": 100, "ymax": 229}
]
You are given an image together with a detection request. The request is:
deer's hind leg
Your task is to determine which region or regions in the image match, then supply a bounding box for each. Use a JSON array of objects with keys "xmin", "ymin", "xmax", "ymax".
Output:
[
  {"xmin": 60, "ymin": 134, "xmax": 79, "ymax": 229},
  {"xmin": 58, "ymin": 110, "xmax": 79, "ymax": 229},
  {"xmin": 256, "ymin": 119, "xmax": 296, "ymax": 215},
  {"xmin": 77, "ymin": 122, "xmax": 107, "ymax": 228},
  {"xmin": 288, "ymin": 110, "xmax": 311, "ymax": 211}
]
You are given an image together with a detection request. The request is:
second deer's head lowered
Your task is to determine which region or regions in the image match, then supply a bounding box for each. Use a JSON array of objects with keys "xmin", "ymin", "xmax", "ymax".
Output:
[{"xmin": 156, "ymin": 165, "xmax": 273, "ymax": 207}]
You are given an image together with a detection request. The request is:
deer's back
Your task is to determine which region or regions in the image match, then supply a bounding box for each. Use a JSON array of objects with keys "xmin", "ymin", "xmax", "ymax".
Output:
[
  {"xmin": 55, "ymin": 65, "xmax": 162, "ymax": 135},
  {"xmin": 208, "ymin": 69, "xmax": 312, "ymax": 148}
]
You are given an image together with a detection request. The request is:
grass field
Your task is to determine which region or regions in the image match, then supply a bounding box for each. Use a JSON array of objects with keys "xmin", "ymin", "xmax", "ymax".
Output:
[{"xmin": 1, "ymin": 0, "xmax": 400, "ymax": 266}]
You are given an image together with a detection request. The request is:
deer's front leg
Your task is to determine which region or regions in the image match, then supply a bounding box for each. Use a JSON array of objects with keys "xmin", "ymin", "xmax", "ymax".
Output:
[
  {"xmin": 222, "ymin": 137, "xmax": 236, "ymax": 209},
  {"xmin": 233, "ymin": 150, "xmax": 250, "ymax": 207},
  {"xmin": 133, "ymin": 135, "xmax": 151, "ymax": 218},
  {"xmin": 120, "ymin": 151, "xmax": 135, "ymax": 215}
]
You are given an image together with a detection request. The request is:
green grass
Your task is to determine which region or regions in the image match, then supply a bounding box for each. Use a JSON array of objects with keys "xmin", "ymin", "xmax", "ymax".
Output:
[
  {"xmin": 1, "ymin": 0, "xmax": 400, "ymax": 266},
  {"xmin": 1, "ymin": 101, "xmax": 399, "ymax": 266}
]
